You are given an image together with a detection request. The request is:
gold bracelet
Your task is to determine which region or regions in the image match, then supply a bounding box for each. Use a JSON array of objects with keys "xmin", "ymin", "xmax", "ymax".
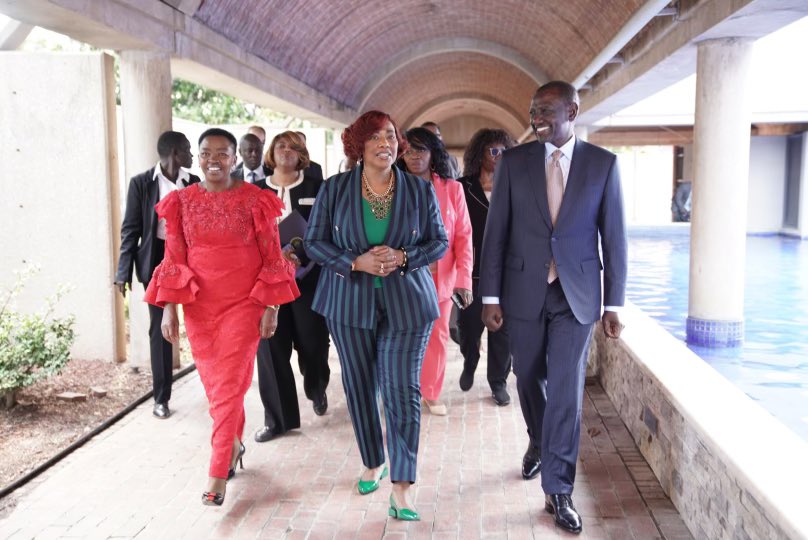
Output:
[
  {"xmin": 400, "ymin": 248, "xmax": 408, "ymax": 268},
  {"xmin": 267, "ymin": 305, "xmax": 279, "ymax": 311},
  {"xmin": 351, "ymin": 259, "xmax": 356, "ymax": 272}
]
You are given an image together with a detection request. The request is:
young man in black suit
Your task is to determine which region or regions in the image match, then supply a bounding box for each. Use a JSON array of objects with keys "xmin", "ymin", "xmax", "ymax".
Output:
[
  {"xmin": 232, "ymin": 133, "xmax": 272, "ymax": 184},
  {"xmin": 114, "ymin": 131, "xmax": 199, "ymax": 419}
]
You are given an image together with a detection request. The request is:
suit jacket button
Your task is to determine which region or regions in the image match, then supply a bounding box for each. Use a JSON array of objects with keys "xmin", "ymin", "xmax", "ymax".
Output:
[
  {"xmin": 544, "ymin": 263, "xmax": 550, "ymax": 269},
  {"xmin": 551, "ymin": 237, "xmax": 557, "ymax": 242}
]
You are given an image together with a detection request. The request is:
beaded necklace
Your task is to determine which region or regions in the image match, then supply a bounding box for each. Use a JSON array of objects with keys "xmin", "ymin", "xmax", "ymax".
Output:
[{"xmin": 362, "ymin": 169, "xmax": 395, "ymax": 219}]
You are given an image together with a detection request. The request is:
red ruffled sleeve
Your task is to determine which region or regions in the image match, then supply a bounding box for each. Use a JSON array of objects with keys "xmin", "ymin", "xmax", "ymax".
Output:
[
  {"xmin": 249, "ymin": 189, "xmax": 300, "ymax": 306},
  {"xmin": 144, "ymin": 191, "xmax": 200, "ymax": 307}
]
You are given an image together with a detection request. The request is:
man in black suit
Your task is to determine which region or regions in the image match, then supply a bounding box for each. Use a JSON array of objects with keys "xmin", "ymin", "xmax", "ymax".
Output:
[
  {"xmin": 114, "ymin": 131, "xmax": 200, "ymax": 419},
  {"xmin": 232, "ymin": 133, "xmax": 272, "ymax": 184},
  {"xmin": 294, "ymin": 131, "xmax": 324, "ymax": 181},
  {"xmin": 480, "ymin": 81, "xmax": 627, "ymax": 534}
]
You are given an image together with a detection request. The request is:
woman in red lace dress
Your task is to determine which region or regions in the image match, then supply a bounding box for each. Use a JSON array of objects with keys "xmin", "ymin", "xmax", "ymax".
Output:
[{"xmin": 145, "ymin": 128, "xmax": 299, "ymax": 506}]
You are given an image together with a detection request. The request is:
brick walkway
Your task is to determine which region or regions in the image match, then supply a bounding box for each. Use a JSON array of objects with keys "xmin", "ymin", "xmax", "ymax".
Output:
[{"xmin": 0, "ymin": 341, "xmax": 692, "ymax": 539}]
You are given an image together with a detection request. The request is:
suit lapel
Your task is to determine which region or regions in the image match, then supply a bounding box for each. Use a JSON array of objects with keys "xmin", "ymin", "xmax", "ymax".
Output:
[
  {"xmin": 466, "ymin": 175, "xmax": 489, "ymax": 211},
  {"xmin": 556, "ymin": 140, "xmax": 587, "ymax": 227},
  {"xmin": 384, "ymin": 165, "xmax": 409, "ymax": 247},
  {"xmin": 348, "ymin": 166, "xmax": 370, "ymax": 251},
  {"xmin": 147, "ymin": 169, "xmax": 160, "ymax": 236},
  {"xmin": 527, "ymin": 143, "xmax": 553, "ymax": 229}
]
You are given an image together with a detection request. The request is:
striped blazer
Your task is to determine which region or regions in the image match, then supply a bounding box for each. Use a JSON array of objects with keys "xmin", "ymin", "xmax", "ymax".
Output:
[{"xmin": 304, "ymin": 165, "xmax": 448, "ymax": 330}]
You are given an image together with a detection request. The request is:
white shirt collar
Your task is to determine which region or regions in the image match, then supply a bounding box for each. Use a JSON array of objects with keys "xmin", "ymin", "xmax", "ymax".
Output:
[
  {"xmin": 267, "ymin": 170, "xmax": 304, "ymax": 191},
  {"xmin": 544, "ymin": 135, "xmax": 576, "ymax": 162},
  {"xmin": 244, "ymin": 166, "xmax": 266, "ymax": 182},
  {"xmin": 152, "ymin": 162, "xmax": 190, "ymax": 184}
]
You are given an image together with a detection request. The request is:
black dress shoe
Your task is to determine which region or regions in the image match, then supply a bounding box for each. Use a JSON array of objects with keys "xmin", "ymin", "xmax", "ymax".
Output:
[
  {"xmin": 153, "ymin": 402, "xmax": 171, "ymax": 419},
  {"xmin": 313, "ymin": 392, "xmax": 328, "ymax": 416},
  {"xmin": 459, "ymin": 369, "xmax": 474, "ymax": 391},
  {"xmin": 254, "ymin": 426, "xmax": 283, "ymax": 443},
  {"xmin": 522, "ymin": 443, "xmax": 541, "ymax": 480},
  {"xmin": 491, "ymin": 387, "xmax": 510, "ymax": 406},
  {"xmin": 545, "ymin": 494, "xmax": 582, "ymax": 534}
]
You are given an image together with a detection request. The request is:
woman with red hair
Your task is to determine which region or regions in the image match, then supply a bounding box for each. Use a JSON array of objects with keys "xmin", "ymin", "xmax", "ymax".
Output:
[{"xmin": 305, "ymin": 111, "xmax": 448, "ymax": 521}]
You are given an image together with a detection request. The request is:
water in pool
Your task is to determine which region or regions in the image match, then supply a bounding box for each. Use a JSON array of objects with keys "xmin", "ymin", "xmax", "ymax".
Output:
[{"xmin": 627, "ymin": 226, "xmax": 808, "ymax": 442}]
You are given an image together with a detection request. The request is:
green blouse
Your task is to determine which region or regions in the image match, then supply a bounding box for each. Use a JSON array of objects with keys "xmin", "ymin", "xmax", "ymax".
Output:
[{"xmin": 362, "ymin": 198, "xmax": 391, "ymax": 288}]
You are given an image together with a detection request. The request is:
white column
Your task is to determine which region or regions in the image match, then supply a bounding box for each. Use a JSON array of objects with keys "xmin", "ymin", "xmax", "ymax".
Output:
[
  {"xmin": 118, "ymin": 51, "xmax": 176, "ymax": 368},
  {"xmin": 687, "ymin": 38, "xmax": 754, "ymax": 347}
]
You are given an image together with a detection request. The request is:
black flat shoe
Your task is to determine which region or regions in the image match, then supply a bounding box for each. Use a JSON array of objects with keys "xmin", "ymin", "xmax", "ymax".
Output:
[
  {"xmin": 153, "ymin": 402, "xmax": 171, "ymax": 419},
  {"xmin": 254, "ymin": 425, "xmax": 283, "ymax": 443},
  {"xmin": 313, "ymin": 392, "xmax": 328, "ymax": 416},
  {"xmin": 545, "ymin": 494, "xmax": 582, "ymax": 534},
  {"xmin": 491, "ymin": 387, "xmax": 510, "ymax": 406},
  {"xmin": 459, "ymin": 369, "xmax": 474, "ymax": 391},
  {"xmin": 522, "ymin": 443, "xmax": 541, "ymax": 480},
  {"xmin": 227, "ymin": 442, "xmax": 245, "ymax": 480},
  {"xmin": 202, "ymin": 491, "xmax": 224, "ymax": 506}
]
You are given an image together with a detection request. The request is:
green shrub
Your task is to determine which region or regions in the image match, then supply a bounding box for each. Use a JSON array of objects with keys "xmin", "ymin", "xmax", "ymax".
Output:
[{"xmin": 0, "ymin": 266, "xmax": 75, "ymax": 408}]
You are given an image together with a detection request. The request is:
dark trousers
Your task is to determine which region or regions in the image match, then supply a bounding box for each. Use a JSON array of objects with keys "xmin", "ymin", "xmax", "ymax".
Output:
[
  {"xmin": 508, "ymin": 279, "xmax": 593, "ymax": 495},
  {"xmin": 147, "ymin": 303, "xmax": 173, "ymax": 404},
  {"xmin": 256, "ymin": 286, "xmax": 330, "ymax": 432},
  {"xmin": 147, "ymin": 238, "xmax": 173, "ymax": 404},
  {"xmin": 327, "ymin": 291, "xmax": 432, "ymax": 483},
  {"xmin": 457, "ymin": 280, "xmax": 511, "ymax": 390}
]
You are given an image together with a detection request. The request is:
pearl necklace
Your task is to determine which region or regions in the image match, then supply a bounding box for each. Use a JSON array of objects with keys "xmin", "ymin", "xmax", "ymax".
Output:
[{"xmin": 362, "ymin": 169, "xmax": 395, "ymax": 219}]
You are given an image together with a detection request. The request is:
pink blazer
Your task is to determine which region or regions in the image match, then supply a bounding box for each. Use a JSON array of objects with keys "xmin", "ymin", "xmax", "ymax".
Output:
[{"xmin": 431, "ymin": 173, "xmax": 473, "ymax": 300}]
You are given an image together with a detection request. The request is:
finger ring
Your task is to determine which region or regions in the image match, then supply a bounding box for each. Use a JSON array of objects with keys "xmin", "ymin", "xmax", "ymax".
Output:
[{"xmin": 380, "ymin": 263, "xmax": 384, "ymax": 272}]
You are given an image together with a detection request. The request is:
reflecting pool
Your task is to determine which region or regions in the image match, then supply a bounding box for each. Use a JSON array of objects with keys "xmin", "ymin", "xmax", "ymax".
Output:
[{"xmin": 627, "ymin": 226, "xmax": 808, "ymax": 441}]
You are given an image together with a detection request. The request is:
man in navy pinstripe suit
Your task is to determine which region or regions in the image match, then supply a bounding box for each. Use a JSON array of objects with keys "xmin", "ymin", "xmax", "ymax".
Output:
[
  {"xmin": 480, "ymin": 81, "xmax": 627, "ymax": 534},
  {"xmin": 304, "ymin": 111, "xmax": 447, "ymax": 521}
]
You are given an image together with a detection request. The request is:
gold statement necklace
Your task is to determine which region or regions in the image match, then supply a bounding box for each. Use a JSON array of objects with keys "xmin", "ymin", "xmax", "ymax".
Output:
[{"xmin": 362, "ymin": 169, "xmax": 395, "ymax": 219}]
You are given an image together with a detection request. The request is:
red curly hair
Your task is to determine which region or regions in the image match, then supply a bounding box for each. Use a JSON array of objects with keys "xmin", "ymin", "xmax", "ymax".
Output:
[{"xmin": 341, "ymin": 110, "xmax": 408, "ymax": 163}]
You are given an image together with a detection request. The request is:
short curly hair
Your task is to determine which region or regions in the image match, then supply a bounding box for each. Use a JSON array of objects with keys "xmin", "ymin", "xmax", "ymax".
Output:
[
  {"xmin": 342, "ymin": 110, "xmax": 407, "ymax": 163},
  {"xmin": 264, "ymin": 131, "xmax": 310, "ymax": 171},
  {"xmin": 462, "ymin": 128, "xmax": 516, "ymax": 178}
]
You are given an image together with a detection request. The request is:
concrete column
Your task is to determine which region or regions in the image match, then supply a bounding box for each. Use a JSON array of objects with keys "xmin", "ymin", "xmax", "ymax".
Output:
[
  {"xmin": 687, "ymin": 38, "xmax": 754, "ymax": 347},
  {"xmin": 0, "ymin": 18, "xmax": 33, "ymax": 50},
  {"xmin": 118, "ymin": 51, "xmax": 177, "ymax": 368}
]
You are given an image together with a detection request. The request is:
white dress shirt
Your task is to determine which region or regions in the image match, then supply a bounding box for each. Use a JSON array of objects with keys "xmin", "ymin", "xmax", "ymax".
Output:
[
  {"xmin": 244, "ymin": 166, "xmax": 266, "ymax": 184},
  {"xmin": 153, "ymin": 162, "xmax": 190, "ymax": 240}
]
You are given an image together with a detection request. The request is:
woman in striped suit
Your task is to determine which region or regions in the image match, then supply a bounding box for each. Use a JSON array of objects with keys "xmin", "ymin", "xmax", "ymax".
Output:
[{"xmin": 305, "ymin": 111, "xmax": 447, "ymax": 521}]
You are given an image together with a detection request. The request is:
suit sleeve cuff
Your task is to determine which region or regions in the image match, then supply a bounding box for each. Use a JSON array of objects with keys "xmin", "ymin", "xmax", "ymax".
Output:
[{"xmin": 482, "ymin": 296, "xmax": 500, "ymax": 304}]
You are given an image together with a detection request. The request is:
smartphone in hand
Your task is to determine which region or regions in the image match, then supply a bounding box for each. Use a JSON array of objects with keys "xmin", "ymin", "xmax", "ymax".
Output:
[{"xmin": 450, "ymin": 292, "xmax": 466, "ymax": 310}]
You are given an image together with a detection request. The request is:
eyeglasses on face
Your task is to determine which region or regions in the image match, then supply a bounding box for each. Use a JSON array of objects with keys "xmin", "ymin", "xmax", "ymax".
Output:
[
  {"xmin": 405, "ymin": 146, "xmax": 429, "ymax": 156},
  {"xmin": 488, "ymin": 147, "xmax": 505, "ymax": 157}
]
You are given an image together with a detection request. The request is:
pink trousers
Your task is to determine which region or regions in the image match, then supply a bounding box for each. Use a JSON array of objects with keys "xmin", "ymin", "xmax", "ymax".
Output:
[{"xmin": 420, "ymin": 298, "xmax": 453, "ymax": 400}]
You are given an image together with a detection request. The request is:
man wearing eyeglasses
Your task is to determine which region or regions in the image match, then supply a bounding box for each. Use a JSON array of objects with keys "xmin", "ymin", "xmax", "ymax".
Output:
[{"xmin": 479, "ymin": 81, "xmax": 627, "ymax": 534}]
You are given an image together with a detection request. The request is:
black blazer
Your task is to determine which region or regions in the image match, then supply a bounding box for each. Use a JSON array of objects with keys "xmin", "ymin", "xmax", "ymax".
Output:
[
  {"xmin": 115, "ymin": 167, "xmax": 201, "ymax": 285},
  {"xmin": 256, "ymin": 172, "xmax": 325, "ymax": 293},
  {"xmin": 458, "ymin": 174, "xmax": 490, "ymax": 280}
]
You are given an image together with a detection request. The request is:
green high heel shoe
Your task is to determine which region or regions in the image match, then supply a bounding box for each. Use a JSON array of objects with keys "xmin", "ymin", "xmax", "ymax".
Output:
[
  {"xmin": 388, "ymin": 494, "xmax": 420, "ymax": 521},
  {"xmin": 357, "ymin": 465, "xmax": 388, "ymax": 495}
]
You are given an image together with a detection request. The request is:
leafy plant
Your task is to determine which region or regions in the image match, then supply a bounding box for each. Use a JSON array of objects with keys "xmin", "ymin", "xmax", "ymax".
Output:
[{"xmin": 0, "ymin": 266, "xmax": 76, "ymax": 408}]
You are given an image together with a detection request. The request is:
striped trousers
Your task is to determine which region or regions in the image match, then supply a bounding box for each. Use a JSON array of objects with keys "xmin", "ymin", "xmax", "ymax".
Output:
[{"xmin": 327, "ymin": 291, "xmax": 432, "ymax": 483}]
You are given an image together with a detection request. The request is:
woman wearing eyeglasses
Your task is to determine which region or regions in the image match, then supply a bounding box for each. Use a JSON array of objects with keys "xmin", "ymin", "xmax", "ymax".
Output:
[
  {"xmin": 398, "ymin": 127, "xmax": 472, "ymax": 416},
  {"xmin": 456, "ymin": 128, "xmax": 517, "ymax": 406}
]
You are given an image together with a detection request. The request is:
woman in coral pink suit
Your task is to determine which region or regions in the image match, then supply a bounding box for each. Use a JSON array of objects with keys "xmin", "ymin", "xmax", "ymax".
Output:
[
  {"xmin": 145, "ymin": 128, "xmax": 299, "ymax": 506},
  {"xmin": 399, "ymin": 127, "xmax": 473, "ymax": 416}
]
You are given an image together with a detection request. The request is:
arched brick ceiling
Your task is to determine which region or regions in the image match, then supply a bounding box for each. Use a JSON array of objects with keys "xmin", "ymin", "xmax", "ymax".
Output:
[
  {"xmin": 360, "ymin": 52, "xmax": 534, "ymax": 130},
  {"xmin": 193, "ymin": 0, "xmax": 645, "ymax": 120}
]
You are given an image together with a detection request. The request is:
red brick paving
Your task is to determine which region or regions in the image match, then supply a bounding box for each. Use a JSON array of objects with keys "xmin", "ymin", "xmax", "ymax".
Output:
[{"xmin": 0, "ymin": 341, "xmax": 691, "ymax": 539}]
